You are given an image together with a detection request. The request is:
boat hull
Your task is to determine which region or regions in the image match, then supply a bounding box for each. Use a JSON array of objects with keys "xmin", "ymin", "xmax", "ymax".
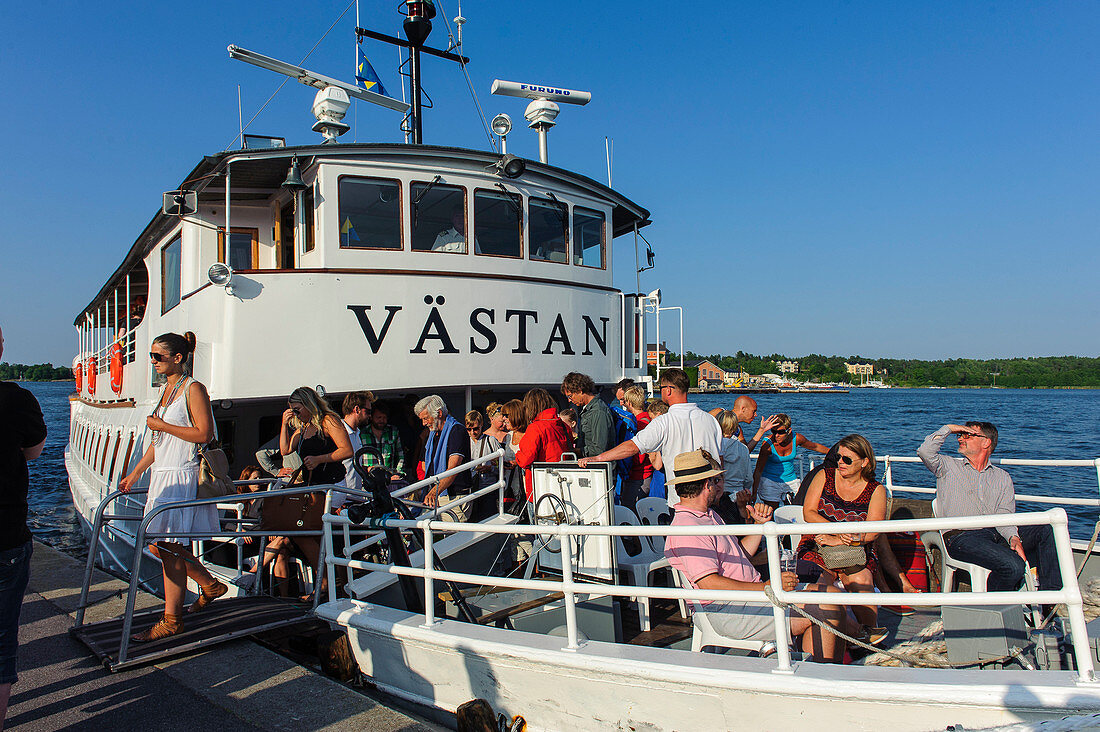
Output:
[{"xmin": 318, "ymin": 600, "xmax": 1100, "ymax": 732}]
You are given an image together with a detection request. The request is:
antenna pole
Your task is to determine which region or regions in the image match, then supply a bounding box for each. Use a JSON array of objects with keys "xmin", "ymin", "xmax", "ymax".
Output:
[
  {"xmin": 237, "ymin": 86, "xmax": 244, "ymax": 148},
  {"xmin": 605, "ymin": 136, "xmax": 613, "ymax": 187}
]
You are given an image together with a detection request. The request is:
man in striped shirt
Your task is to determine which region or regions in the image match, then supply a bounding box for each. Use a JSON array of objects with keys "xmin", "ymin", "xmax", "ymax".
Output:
[{"xmin": 918, "ymin": 422, "xmax": 1060, "ymax": 594}]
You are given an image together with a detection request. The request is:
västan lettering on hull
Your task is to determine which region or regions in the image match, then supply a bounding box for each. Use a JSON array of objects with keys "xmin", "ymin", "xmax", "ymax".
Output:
[{"xmin": 347, "ymin": 301, "xmax": 609, "ymax": 357}]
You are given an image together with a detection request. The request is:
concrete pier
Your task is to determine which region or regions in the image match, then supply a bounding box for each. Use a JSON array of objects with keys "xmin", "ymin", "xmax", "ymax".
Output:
[{"xmin": 6, "ymin": 541, "xmax": 438, "ymax": 731}]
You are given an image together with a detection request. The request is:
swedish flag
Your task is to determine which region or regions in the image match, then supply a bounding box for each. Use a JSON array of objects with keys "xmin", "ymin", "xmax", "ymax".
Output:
[{"xmin": 356, "ymin": 44, "xmax": 389, "ymax": 97}]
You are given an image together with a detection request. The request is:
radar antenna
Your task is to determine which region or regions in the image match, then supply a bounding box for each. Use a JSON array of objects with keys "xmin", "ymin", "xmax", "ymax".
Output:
[
  {"xmin": 490, "ymin": 80, "xmax": 592, "ymax": 164},
  {"xmin": 228, "ymin": 45, "xmax": 409, "ymax": 143}
]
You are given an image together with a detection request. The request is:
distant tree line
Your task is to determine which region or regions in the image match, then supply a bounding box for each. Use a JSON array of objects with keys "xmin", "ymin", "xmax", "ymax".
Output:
[
  {"xmin": 0, "ymin": 362, "xmax": 74, "ymax": 381},
  {"xmin": 674, "ymin": 351, "xmax": 1100, "ymax": 388}
]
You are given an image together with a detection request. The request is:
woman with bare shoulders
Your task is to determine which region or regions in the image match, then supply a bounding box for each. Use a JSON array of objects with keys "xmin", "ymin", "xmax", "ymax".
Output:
[
  {"xmin": 796, "ymin": 434, "xmax": 888, "ymax": 644},
  {"xmin": 278, "ymin": 386, "xmax": 352, "ymax": 599},
  {"xmin": 751, "ymin": 413, "xmax": 828, "ymax": 516},
  {"xmin": 120, "ymin": 332, "xmax": 226, "ymax": 641}
]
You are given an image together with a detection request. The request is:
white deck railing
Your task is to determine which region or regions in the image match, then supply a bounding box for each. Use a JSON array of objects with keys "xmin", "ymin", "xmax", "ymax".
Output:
[{"xmin": 321, "ymin": 455, "xmax": 1100, "ymax": 683}]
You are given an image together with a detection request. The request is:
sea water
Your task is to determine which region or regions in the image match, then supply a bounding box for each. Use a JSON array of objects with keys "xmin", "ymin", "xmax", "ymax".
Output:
[{"xmin": 20, "ymin": 381, "xmax": 1100, "ymax": 557}]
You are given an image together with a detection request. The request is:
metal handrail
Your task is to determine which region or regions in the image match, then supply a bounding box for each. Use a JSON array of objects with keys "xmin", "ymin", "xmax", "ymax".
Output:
[{"xmin": 322, "ymin": 507, "xmax": 1097, "ymax": 682}]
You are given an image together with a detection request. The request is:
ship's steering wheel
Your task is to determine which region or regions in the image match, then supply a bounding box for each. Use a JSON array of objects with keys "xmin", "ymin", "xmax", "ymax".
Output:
[{"xmin": 532, "ymin": 492, "xmax": 583, "ymax": 556}]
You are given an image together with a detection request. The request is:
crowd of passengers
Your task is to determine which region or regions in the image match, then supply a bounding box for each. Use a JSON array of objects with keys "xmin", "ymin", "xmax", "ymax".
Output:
[{"xmin": 119, "ymin": 334, "xmax": 1062, "ymax": 658}]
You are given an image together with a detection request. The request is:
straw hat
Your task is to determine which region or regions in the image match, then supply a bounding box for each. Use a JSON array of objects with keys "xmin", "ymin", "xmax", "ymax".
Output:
[{"xmin": 665, "ymin": 449, "xmax": 723, "ymax": 486}]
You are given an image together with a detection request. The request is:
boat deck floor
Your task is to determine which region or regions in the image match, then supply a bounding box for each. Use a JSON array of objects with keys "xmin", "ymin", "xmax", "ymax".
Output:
[
  {"xmin": 622, "ymin": 596, "xmax": 943, "ymax": 661},
  {"xmin": 71, "ymin": 596, "xmax": 314, "ymax": 671}
]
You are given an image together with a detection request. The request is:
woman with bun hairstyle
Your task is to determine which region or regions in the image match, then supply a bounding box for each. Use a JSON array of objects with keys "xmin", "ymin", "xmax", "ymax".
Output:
[{"xmin": 120, "ymin": 332, "xmax": 227, "ymax": 642}]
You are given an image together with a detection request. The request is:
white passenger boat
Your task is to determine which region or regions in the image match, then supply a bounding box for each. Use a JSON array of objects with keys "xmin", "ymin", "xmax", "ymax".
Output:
[{"xmin": 65, "ymin": 7, "xmax": 1100, "ymax": 731}]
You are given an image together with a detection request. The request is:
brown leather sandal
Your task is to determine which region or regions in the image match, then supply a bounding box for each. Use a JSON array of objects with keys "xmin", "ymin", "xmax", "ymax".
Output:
[
  {"xmin": 131, "ymin": 614, "xmax": 183, "ymax": 642},
  {"xmin": 187, "ymin": 580, "xmax": 228, "ymax": 614}
]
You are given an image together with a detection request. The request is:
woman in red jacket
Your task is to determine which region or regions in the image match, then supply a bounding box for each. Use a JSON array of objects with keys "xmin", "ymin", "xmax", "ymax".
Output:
[{"xmin": 515, "ymin": 388, "xmax": 573, "ymax": 501}]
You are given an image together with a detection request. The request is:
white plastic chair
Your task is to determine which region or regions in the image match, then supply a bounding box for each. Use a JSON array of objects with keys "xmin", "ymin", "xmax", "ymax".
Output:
[
  {"xmin": 672, "ymin": 568, "xmax": 768, "ymax": 654},
  {"xmin": 633, "ymin": 497, "xmax": 686, "ymax": 618},
  {"xmin": 635, "ymin": 496, "xmax": 674, "ymax": 553},
  {"xmin": 771, "ymin": 504, "xmax": 806, "ymax": 553},
  {"xmin": 928, "ymin": 500, "xmax": 1040, "ymax": 622},
  {"xmin": 614, "ymin": 504, "xmax": 671, "ymax": 632}
]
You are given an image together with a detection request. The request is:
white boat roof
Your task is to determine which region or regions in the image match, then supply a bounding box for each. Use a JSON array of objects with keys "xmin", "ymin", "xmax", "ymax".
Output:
[{"xmin": 76, "ymin": 142, "xmax": 652, "ymax": 324}]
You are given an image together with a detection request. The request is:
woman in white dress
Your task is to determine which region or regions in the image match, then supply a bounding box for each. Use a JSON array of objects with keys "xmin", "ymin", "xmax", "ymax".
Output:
[{"xmin": 120, "ymin": 331, "xmax": 226, "ymax": 641}]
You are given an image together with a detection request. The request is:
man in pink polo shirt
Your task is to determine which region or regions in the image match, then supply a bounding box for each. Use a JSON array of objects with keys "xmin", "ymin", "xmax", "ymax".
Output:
[{"xmin": 663, "ymin": 449, "xmax": 847, "ymax": 663}]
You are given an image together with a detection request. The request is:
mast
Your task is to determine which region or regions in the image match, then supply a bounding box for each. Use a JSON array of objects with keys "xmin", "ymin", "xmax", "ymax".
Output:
[{"xmin": 356, "ymin": 1, "xmax": 468, "ymax": 145}]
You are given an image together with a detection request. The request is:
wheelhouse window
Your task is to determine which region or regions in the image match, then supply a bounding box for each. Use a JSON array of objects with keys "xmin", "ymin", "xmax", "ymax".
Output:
[
  {"xmin": 573, "ymin": 207, "xmax": 605, "ymax": 269},
  {"xmin": 161, "ymin": 235, "xmax": 181, "ymax": 313},
  {"xmin": 474, "ymin": 188, "xmax": 522, "ymax": 258},
  {"xmin": 338, "ymin": 176, "xmax": 401, "ymax": 249},
  {"xmin": 529, "ymin": 198, "xmax": 568, "ymax": 264},
  {"xmin": 411, "ymin": 181, "xmax": 467, "ymax": 253},
  {"xmin": 304, "ymin": 187, "xmax": 316, "ymax": 253},
  {"xmin": 218, "ymin": 228, "xmax": 259, "ymax": 271}
]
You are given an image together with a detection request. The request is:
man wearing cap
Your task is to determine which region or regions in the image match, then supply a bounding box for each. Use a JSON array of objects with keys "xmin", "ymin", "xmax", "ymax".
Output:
[
  {"xmin": 663, "ymin": 449, "xmax": 847, "ymax": 663},
  {"xmin": 919, "ymin": 422, "xmax": 1060, "ymax": 595},
  {"xmin": 579, "ymin": 368, "xmax": 722, "ymax": 507}
]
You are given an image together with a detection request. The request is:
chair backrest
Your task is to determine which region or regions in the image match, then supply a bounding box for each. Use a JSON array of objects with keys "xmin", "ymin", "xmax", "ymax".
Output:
[
  {"xmin": 613, "ymin": 504, "xmax": 657, "ymax": 562},
  {"xmin": 635, "ymin": 497, "xmax": 673, "ymax": 553},
  {"xmin": 771, "ymin": 505, "xmax": 805, "ymax": 524},
  {"xmin": 671, "ymin": 567, "xmax": 703, "ymax": 614},
  {"xmin": 771, "ymin": 504, "xmax": 806, "ymax": 552}
]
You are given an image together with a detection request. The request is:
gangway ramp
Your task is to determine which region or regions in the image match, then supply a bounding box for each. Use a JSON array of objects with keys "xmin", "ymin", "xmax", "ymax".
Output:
[{"xmin": 71, "ymin": 595, "xmax": 314, "ymax": 672}]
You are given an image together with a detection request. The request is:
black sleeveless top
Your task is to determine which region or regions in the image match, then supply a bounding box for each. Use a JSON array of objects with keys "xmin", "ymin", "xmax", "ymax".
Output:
[{"xmin": 299, "ymin": 429, "xmax": 346, "ymax": 486}]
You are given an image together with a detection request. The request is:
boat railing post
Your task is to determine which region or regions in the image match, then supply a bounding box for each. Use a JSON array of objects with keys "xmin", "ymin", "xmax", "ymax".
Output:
[
  {"xmin": 313, "ymin": 522, "xmax": 326, "ymax": 613},
  {"xmin": 560, "ymin": 525, "xmax": 582, "ymax": 651},
  {"xmin": 884, "ymin": 456, "xmax": 893, "ymax": 502},
  {"xmin": 324, "ymin": 492, "xmax": 337, "ymax": 605},
  {"xmin": 75, "ymin": 487, "xmax": 125, "ymax": 627},
  {"xmin": 117, "ymin": 510, "xmax": 155, "ymax": 665},
  {"xmin": 342, "ymin": 513, "xmax": 353, "ymax": 588},
  {"xmin": 1048, "ymin": 509, "xmax": 1097, "ymax": 683},
  {"xmin": 498, "ymin": 452, "xmax": 505, "ymax": 516},
  {"xmin": 421, "ymin": 523, "xmax": 437, "ymax": 628},
  {"xmin": 1094, "ymin": 458, "xmax": 1100, "ymax": 504},
  {"xmin": 764, "ymin": 526, "xmax": 794, "ymax": 673},
  {"xmin": 234, "ymin": 503, "xmax": 243, "ymax": 575}
]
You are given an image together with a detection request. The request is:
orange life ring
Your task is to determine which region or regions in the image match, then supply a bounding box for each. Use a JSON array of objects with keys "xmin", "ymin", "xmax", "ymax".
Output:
[
  {"xmin": 109, "ymin": 342, "xmax": 124, "ymax": 395},
  {"xmin": 87, "ymin": 356, "xmax": 97, "ymax": 396},
  {"xmin": 74, "ymin": 357, "xmax": 83, "ymax": 392}
]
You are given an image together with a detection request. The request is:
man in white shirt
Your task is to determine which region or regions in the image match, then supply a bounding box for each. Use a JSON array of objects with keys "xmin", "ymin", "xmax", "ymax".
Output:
[
  {"xmin": 335, "ymin": 391, "xmax": 373, "ymax": 508},
  {"xmin": 578, "ymin": 368, "xmax": 722, "ymax": 507}
]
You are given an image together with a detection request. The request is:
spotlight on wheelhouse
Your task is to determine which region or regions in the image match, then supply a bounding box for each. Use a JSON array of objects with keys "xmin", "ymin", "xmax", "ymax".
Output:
[{"xmin": 496, "ymin": 154, "xmax": 526, "ymax": 179}]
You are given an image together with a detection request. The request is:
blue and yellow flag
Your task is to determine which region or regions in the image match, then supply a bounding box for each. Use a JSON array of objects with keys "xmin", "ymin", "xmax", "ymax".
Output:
[{"xmin": 356, "ymin": 44, "xmax": 389, "ymax": 97}]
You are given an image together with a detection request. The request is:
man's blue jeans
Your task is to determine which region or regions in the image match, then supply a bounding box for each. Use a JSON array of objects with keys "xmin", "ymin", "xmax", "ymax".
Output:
[
  {"xmin": 945, "ymin": 525, "xmax": 1061, "ymax": 593},
  {"xmin": 0, "ymin": 541, "xmax": 32, "ymax": 685}
]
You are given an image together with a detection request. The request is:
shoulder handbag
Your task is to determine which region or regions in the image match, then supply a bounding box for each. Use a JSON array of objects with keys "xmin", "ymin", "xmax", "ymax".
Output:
[
  {"xmin": 260, "ymin": 468, "xmax": 325, "ymax": 530},
  {"xmin": 814, "ymin": 541, "xmax": 867, "ymax": 572},
  {"xmin": 184, "ymin": 379, "xmax": 235, "ymax": 499}
]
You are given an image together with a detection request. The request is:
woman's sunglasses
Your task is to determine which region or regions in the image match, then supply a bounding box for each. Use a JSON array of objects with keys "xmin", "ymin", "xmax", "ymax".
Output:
[
  {"xmin": 838, "ymin": 454, "xmax": 857, "ymax": 465},
  {"xmin": 149, "ymin": 352, "xmax": 170, "ymax": 363}
]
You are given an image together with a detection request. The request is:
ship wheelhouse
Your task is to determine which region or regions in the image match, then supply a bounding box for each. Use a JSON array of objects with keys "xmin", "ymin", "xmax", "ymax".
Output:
[{"xmin": 71, "ymin": 143, "xmax": 656, "ymax": 476}]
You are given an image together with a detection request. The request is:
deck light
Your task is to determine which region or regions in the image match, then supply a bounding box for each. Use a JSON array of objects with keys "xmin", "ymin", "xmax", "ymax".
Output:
[
  {"xmin": 208, "ymin": 263, "xmax": 235, "ymax": 295},
  {"xmin": 491, "ymin": 113, "xmax": 512, "ymax": 154}
]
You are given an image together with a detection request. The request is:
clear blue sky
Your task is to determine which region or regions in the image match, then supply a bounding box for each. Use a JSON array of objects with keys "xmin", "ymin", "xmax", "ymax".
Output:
[{"xmin": 1, "ymin": 1, "xmax": 1097, "ymax": 366}]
